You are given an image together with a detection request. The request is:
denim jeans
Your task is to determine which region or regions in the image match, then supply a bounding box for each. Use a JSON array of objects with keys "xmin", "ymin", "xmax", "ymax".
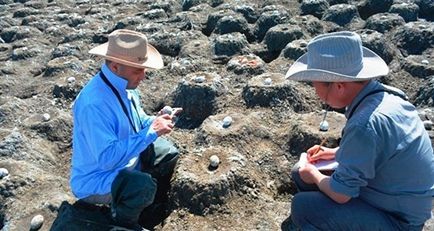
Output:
[
  {"xmin": 289, "ymin": 163, "xmax": 424, "ymax": 231},
  {"xmin": 82, "ymin": 137, "xmax": 179, "ymax": 228}
]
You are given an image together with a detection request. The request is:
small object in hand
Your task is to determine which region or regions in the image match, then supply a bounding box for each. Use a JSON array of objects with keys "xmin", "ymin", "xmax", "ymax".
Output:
[
  {"xmin": 263, "ymin": 77, "xmax": 272, "ymax": 85},
  {"xmin": 209, "ymin": 155, "xmax": 220, "ymax": 168},
  {"xmin": 30, "ymin": 214, "xmax": 44, "ymax": 230},
  {"xmin": 313, "ymin": 138, "xmax": 327, "ymax": 156},
  {"xmin": 162, "ymin": 106, "xmax": 173, "ymax": 115},
  {"xmin": 222, "ymin": 116, "xmax": 233, "ymax": 128},
  {"xmin": 319, "ymin": 120, "xmax": 329, "ymax": 131}
]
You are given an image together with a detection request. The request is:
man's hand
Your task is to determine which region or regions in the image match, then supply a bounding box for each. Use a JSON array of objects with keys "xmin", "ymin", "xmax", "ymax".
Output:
[
  {"xmin": 299, "ymin": 162, "xmax": 322, "ymax": 184},
  {"xmin": 307, "ymin": 145, "xmax": 337, "ymax": 163},
  {"xmin": 158, "ymin": 106, "xmax": 183, "ymax": 122},
  {"xmin": 151, "ymin": 114, "xmax": 174, "ymax": 136}
]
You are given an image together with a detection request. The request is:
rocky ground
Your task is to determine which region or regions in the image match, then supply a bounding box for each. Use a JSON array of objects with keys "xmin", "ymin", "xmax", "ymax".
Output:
[{"xmin": 0, "ymin": 0, "xmax": 433, "ymax": 230}]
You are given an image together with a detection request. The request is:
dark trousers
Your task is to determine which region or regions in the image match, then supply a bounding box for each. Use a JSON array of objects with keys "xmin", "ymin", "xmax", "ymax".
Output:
[{"xmin": 110, "ymin": 137, "xmax": 179, "ymax": 227}]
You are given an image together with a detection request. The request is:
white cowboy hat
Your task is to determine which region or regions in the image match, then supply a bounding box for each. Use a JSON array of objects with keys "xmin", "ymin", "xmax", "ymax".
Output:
[
  {"xmin": 285, "ymin": 31, "xmax": 388, "ymax": 82},
  {"xmin": 89, "ymin": 29, "xmax": 163, "ymax": 69}
]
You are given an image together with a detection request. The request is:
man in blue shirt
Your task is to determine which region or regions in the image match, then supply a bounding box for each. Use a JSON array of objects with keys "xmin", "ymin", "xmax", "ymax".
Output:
[
  {"xmin": 285, "ymin": 31, "xmax": 434, "ymax": 230},
  {"xmin": 70, "ymin": 29, "xmax": 180, "ymax": 230}
]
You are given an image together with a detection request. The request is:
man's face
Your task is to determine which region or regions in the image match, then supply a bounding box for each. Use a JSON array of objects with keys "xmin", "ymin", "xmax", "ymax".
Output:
[
  {"xmin": 312, "ymin": 81, "xmax": 342, "ymax": 109},
  {"xmin": 115, "ymin": 64, "xmax": 147, "ymax": 89}
]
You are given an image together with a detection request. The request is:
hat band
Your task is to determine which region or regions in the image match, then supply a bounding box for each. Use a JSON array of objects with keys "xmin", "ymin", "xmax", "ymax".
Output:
[{"xmin": 105, "ymin": 50, "xmax": 148, "ymax": 64}]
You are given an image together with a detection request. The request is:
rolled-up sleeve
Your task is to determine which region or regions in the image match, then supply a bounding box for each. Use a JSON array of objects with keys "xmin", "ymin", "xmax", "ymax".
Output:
[{"xmin": 330, "ymin": 125, "xmax": 380, "ymax": 197}]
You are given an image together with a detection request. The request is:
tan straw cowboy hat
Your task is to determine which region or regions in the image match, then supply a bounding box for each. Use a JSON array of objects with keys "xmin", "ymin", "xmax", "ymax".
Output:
[
  {"xmin": 89, "ymin": 29, "xmax": 163, "ymax": 69},
  {"xmin": 286, "ymin": 31, "xmax": 389, "ymax": 82}
]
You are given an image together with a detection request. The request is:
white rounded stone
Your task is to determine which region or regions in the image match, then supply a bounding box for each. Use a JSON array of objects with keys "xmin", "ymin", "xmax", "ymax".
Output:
[
  {"xmin": 0, "ymin": 168, "xmax": 9, "ymax": 179},
  {"xmin": 319, "ymin": 120, "xmax": 329, "ymax": 131},
  {"xmin": 421, "ymin": 59, "xmax": 429, "ymax": 65},
  {"xmin": 423, "ymin": 120, "xmax": 433, "ymax": 130},
  {"xmin": 30, "ymin": 214, "xmax": 44, "ymax": 230},
  {"xmin": 194, "ymin": 76, "xmax": 206, "ymax": 83},
  {"xmin": 209, "ymin": 155, "xmax": 220, "ymax": 168},
  {"xmin": 263, "ymin": 77, "xmax": 272, "ymax": 85},
  {"xmin": 67, "ymin": 76, "xmax": 76, "ymax": 83},
  {"xmin": 222, "ymin": 116, "xmax": 233, "ymax": 128},
  {"xmin": 162, "ymin": 106, "xmax": 173, "ymax": 115},
  {"xmin": 42, "ymin": 113, "xmax": 50, "ymax": 122}
]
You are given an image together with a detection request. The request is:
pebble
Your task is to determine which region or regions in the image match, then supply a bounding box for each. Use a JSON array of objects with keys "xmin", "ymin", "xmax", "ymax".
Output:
[
  {"xmin": 423, "ymin": 120, "xmax": 433, "ymax": 130},
  {"xmin": 0, "ymin": 168, "xmax": 9, "ymax": 179},
  {"xmin": 319, "ymin": 120, "xmax": 329, "ymax": 131},
  {"xmin": 162, "ymin": 105, "xmax": 173, "ymax": 115},
  {"xmin": 263, "ymin": 77, "xmax": 272, "ymax": 85},
  {"xmin": 222, "ymin": 116, "xmax": 233, "ymax": 128},
  {"xmin": 209, "ymin": 155, "xmax": 220, "ymax": 168},
  {"xmin": 194, "ymin": 75, "xmax": 206, "ymax": 83},
  {"xmin": 67, "ymin": 76, "xmax": 76, "ymax": 83},
  {"xmin": 42, "ymin": 113, "xmax": 51, "ymax": 122},
  {"xmin": 421, "ymin": 59, "xmax": 429, "ymax": 65},
  {"xmin": 30, "ymin": 214, "xmax": 44, "ymax": 230}
]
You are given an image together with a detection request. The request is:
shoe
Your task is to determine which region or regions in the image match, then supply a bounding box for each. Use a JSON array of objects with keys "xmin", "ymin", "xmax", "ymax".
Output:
[{"xmin": 281, "ymin": 215, "xmax": 300, "ymax": 231}]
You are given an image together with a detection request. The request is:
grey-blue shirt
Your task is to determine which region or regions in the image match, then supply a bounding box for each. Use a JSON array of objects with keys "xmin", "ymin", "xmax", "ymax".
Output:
[{"xmin": 330, "ymin": 80, "xmax": 434, "ymax": 225}]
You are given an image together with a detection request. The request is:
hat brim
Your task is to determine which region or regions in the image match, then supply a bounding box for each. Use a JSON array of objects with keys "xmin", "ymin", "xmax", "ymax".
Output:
[
  {"xmin": 88, "ymin": 42, "xmax": 164, "ymax": 69},
  {"xmin": 285, "ymin": 47, "xmax": 389, "ymax": 82}
]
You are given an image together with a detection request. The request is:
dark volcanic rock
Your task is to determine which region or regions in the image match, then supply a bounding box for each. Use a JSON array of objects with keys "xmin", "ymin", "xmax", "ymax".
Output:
[
  {"xmin": 392, "ymin": 21, "xmax": 434, "ymax": 55},
  {"xmin": 358, "ymin": 29, "xmax": 396, "ymax": 64},
  {"xmin": 365, "ymin": 13, "xmax": 405, "ymax": 33},
  {"xmin": 43, "ymin": 56, "xmax": 85, "ymax": 78},
  {"xmin": 327, "ymin": 0, "xmax": 348, "ymax": 5},
  {"xmin": 0, "ymin": 130, "xmax": 23, "ymax": 157},
  {"xmin": 170, "ymin": 145, "xmax": 249, "ymax": 215},
  {"xmin": 203, "ymin": 9, "xmax": 236, "ymax": 36},
  {"xmin": 402, "ymin": 55, "xmax": 434, "ymax": 79},
  {"xmin": 263, "ymin": 24, "xmax": 305, "ymax": 53},
  {"xmin": 300, "ymin": 0, "xmax": 330, "ymax": 18},
  {"xmin": 416, "ymin": 0, "xmax": 434, "ymax": 21},
  {"xmin": 235, "ymin": 4, "xmax": 259, "ymax": 23},
  {"xmin": 389, "ymin": 2, "xmax": 419, "ymax": 22},
  {"xmin": 254, "ymin": 8, "xmax": 291, "ymax": 42},
  {"xmin": 281, "ymin": 39, "xmax": 308, "ymax": 60},
  {"xmin": 0, "ymin": 26, "xmax": 42, "ymax": 43},
  {"xmin": 212, "ymin": 32, "xmax": 249, "ymax": 60},
  {"xmin": 414, "ymin": 76, "xmax": 434, "ymax": 107},
  {"xmin": 213, "ymin": 14, "xmax": 251, "ymax": 41},
  {"xmin": 322, "ymin": 4, "xmax": 360, "ymax": 27},
  {"xmin": 242, "ymin": 73, "xmax": 306, "ymax": 111},
  {"xmin": 172, "ymin": 72, "xmax": 227, "ymax": 129},
  {"xmin": 357, "ymin": 0, "xmax": 393, "ymax": 20},
  {"xmin": 294, "ymin": 15, "xmax": 326, "ymax": 37}
]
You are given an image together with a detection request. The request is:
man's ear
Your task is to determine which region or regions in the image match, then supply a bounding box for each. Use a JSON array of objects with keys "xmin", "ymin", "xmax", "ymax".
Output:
[
  {"xmin": 335, "ymin": 82, "xmax": 345, "ymax": 94},
  {"xmin": 107, "ymin": 61, "xmax": 120, "ymax": 74}
]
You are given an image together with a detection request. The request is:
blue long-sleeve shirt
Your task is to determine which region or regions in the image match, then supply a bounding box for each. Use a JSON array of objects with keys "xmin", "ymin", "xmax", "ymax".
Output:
[
  {"xmin": 70, "ymin": 64, "xmax": 158, "ymax": 199},
  {"xmin": 330, "ymin": 80, "xmax": 434, "ymax": 225}
]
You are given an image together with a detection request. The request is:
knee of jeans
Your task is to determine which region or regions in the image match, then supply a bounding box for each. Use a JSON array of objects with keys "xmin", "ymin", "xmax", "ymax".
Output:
[
  {"xmin": 290, "ymin": 163, "xmax": 301, "ymax": 180},
  {"xmin": 290, "ymin": 193, "xmax": 309, "ymax": 224},
  {"xmin": 140, "ymin": 173, "xmax": 158, "ymax": 206}
]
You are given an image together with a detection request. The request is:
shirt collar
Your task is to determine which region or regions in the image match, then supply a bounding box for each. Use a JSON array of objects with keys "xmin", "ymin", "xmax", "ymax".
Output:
[
  {"xmin": 101, "ymin": 64, "xmax": 129, "ymax": 94},
  {"xmin": 345, "ymin": 80, "xmax": 380, "ymax": 118}
]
